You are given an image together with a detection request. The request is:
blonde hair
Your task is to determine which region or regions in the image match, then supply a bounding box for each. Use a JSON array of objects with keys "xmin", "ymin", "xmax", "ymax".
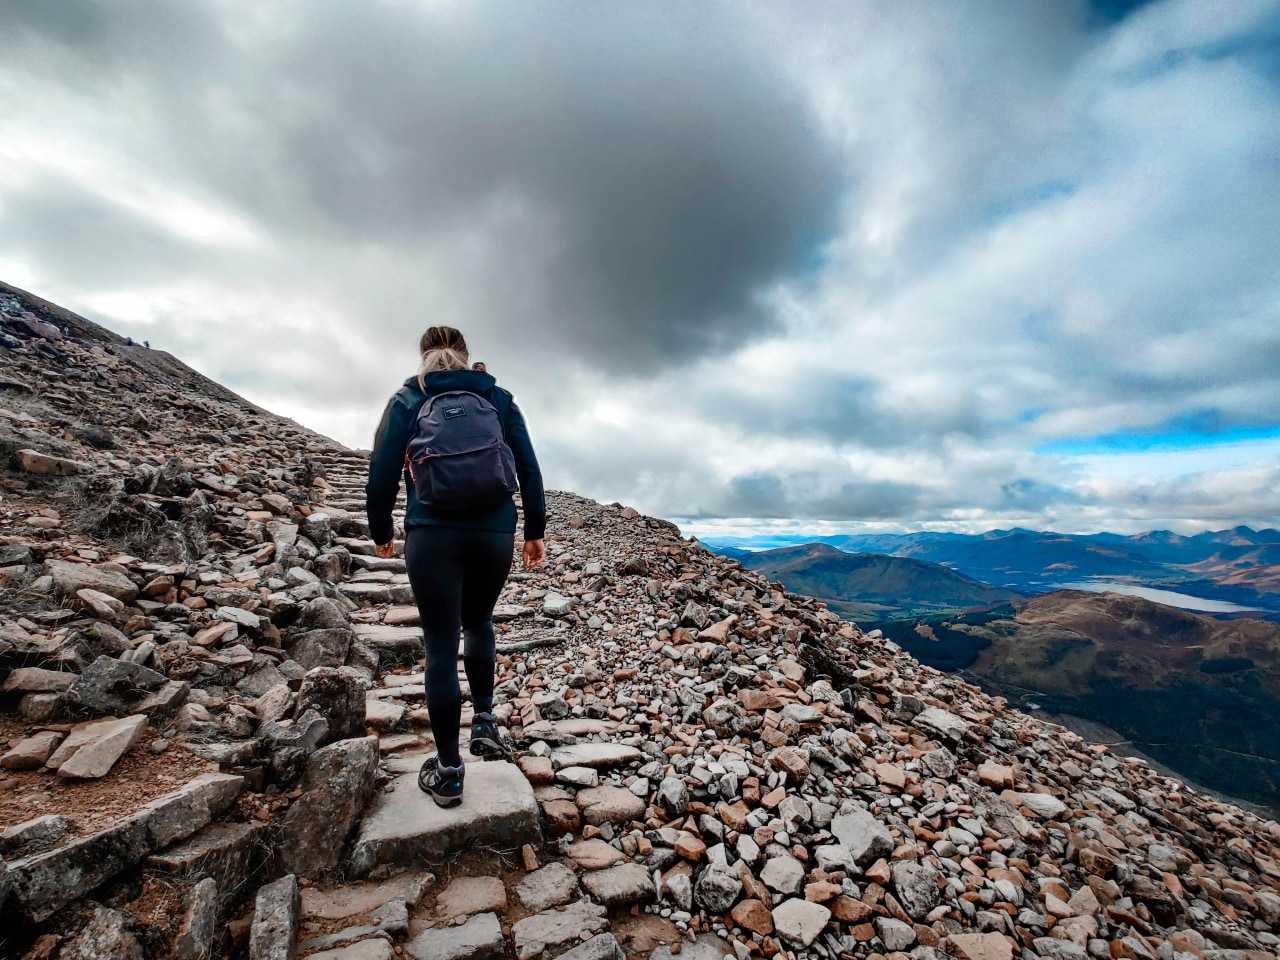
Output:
[{"xmin": 417, "ymin": 325, "xmax": 470, "ymax": 391}]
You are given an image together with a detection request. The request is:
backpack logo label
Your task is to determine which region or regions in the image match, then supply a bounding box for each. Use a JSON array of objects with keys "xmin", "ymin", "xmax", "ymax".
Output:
[{"xmin": 443, "ymin": 405, "xmax": 466, "ymax": 419}]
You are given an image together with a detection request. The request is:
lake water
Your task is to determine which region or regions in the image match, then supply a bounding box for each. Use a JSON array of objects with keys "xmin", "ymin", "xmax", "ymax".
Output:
[{"xmin": 1059, "ymin": 580, "xmax": 1260, "ymax": 613}]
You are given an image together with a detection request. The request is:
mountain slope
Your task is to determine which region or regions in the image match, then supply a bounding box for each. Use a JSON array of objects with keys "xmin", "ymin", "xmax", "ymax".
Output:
[
  {"xmin": 2, "ymin": 285, "xmax": 1279, "ymax": 958},
  {"xmin": 728, "ymin": 542, "xmax": 1022, "ymax": 619},
  {"xmin": 872, "ymin": 590, "xmax": 1280, "ymax": 806}
]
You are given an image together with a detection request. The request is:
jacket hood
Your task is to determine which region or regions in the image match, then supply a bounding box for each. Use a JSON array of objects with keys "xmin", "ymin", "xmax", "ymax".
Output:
[{"xmin": 401, "ymin": 369, "xmax": 498, "ymax": 396}]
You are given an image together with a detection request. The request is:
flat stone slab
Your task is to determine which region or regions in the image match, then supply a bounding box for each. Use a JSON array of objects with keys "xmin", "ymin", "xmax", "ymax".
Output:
[
  {"xmin": 348, "ymin": 759, "xmax": 539, "ymax": 876},
  {"xmin": 580, "ymin": 861, "xmax": 654, "ymax": 906},
  {"xmin": 549, "ymin": 742, "xmax": 644, "ymax": 770},
  {"xmin": 46, "ymin": 714, "xmax": 147, "ymax": 779},
  {"xmin": 9, "ymin": 772, "xmax": 243, "ymax": 921},
  {"xmin": 147, "ymin": 820, "xmax": 268, "ymax": 900},
  {"xmin": 406, "ymin": 912, "xmax": 504, "ymax": 960},
  {"xmin": 310, "ymin": 940, "xmax": 395, "ymax": 960},
  {"xmin": 436, "ymin": 875, "xmax": 507, "ymax": 919},
  {"xmin": 512, "ymin": 898, "xmax": 609, "ymax": 960},
  {"xmin": 516, "ymin": 861, "xmax": 579, "ymax": 912},
  {"xmin": 302, "ymin": 873, "xmax": 433, "ymax": 920}
]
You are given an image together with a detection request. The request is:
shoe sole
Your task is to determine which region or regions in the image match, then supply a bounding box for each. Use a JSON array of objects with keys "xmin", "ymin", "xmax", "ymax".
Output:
[
  {"xmin": 430, "ymin": 791, "xmax": 463, "ymax": 808},
  {"xmin": 470, "ymin": 736, "xmax": 510, "ymax": 760}
]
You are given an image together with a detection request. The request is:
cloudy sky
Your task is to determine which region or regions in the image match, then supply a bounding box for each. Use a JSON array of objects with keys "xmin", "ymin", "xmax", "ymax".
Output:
[{"xmin": 3, "ymin": 0, "xmax": 1279, "ymax": 537}]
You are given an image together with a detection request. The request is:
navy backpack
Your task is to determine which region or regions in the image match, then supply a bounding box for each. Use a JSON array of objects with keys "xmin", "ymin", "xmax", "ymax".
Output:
[{"xmin": 406, "ymin": 390, "xmax": 518, "ymax": 510}]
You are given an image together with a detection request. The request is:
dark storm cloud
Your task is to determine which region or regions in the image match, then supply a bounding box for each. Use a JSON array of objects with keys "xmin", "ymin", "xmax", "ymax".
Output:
[
  {"xmin": 5, "ymin": 0, "xmax": 846, "ymax": 373},
  {"xmin": 5, "ymin": 0, "xmax": 1280, "ymax": 533}
]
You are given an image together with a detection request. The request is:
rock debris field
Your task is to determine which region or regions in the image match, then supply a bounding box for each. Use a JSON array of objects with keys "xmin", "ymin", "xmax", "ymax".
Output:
[{"xmin": 1, "ymin": 281, "xmax": 1279, "ymax": 960}]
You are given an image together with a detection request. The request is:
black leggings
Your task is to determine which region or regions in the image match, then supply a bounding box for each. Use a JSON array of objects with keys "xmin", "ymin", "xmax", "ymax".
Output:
[{"xmin": 404, "ymin": 526, "xmax": 514, "ymax": 767}]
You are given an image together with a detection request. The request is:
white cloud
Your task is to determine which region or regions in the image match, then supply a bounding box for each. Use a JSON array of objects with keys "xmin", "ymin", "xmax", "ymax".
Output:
[{"xmin": 1, "ymin": 0, "xmax": 1278, "ymax": 535}]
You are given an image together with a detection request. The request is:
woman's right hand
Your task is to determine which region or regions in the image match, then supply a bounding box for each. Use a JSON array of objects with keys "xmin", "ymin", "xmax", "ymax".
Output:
[{"xmin": 522, "ymin": 538, "xmax": 545, "ymax": 570}]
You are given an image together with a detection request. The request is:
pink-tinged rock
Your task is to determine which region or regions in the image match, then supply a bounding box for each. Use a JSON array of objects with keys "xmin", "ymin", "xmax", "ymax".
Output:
[
  {"xmin": 46, "ymin": 715, "xmax": 147, "ymax": 779},
  {"xmin": 1, "ymin": 730, "xmax": 65, "ymax": 771}
]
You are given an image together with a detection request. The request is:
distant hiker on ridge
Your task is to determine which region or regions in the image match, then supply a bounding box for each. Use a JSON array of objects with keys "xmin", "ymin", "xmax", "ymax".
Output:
[{"xmin": 366, "ymin": 326, "xmax": 546, "ymax": 807}]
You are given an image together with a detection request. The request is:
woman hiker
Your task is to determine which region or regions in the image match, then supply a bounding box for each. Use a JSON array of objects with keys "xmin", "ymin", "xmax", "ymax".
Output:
[{"xmin": 366, "ymin": 326, "xmax": 546, "ymax": 807}]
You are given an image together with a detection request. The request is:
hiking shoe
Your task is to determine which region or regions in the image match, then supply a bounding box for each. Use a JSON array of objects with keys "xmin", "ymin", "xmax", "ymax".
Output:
[
  {"xmin": 417, "ymin": 754, "xmax": 464, "ymax": 808},
  {"xmin": 469, "ymin": 712, "xmax": 511, "ymax": 760}
]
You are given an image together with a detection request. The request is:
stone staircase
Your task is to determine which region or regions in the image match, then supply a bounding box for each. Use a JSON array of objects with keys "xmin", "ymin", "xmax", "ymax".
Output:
[{"xmin": 276, "ymin": 457, "xmax": 643, "ymax": 960}]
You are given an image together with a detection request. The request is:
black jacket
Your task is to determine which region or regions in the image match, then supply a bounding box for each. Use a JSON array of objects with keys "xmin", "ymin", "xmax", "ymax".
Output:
[{"xmin": 365, "ymin": 370, "xmax": 546, "ymax": 545}]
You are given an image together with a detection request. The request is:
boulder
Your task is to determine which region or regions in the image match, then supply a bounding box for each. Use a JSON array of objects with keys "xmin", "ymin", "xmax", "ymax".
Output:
[
  {"xmin": 174, "ymin": 877, "xmax": 219, "ymax": 960},
  {"xmin": 260, "ymin": 708, "xmax": 329, "ymax": 783},
  {"xmin": 694, "ymin": 864, "xmax": 741, "ymax": 913},
  {"xmin": 291, "ymin": 628, "xmax": 353, "ymax": 670},
  {"xmin": 1, "ymin": 730, "xmax": 64, "ymax": 770},
  {"xmin": 278, "ymin": 736, "xmax": 380, "ymax": 878},
  {"xmin": 349, "ymin": 758, "xmax": 539, "ymax": 876},
  {"xmin": 251, "ymin": 874, "xmax": 300, "ymax": 960},
  {"xmin": 65, "ymin": 657, "xmax": 170, "ymax": 716}
]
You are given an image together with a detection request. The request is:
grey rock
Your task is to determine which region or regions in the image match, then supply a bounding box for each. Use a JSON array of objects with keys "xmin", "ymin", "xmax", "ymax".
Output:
[
  {"xmin": 892, "ymin": 860, "xmax": 942, "ymax": 920},
  {"xmin": 512, "ymin": 898, "xmax": 608, "ymax": 960},
  {"xmin": 876, "ymin": 917, "xmax": 917, "ymax": 951},
  {"xmin": 694, "ymin": 864, "xmax": 742, "ymax": 913},
  {"xmin": 556, "ymin": 934, "xmax": 625, "ymax": 960},
  {"xmin": 516, "ymin": 861, "xmax": 579, "ymax": 912},
  {"xmin": 310, "ymin": 941, "xmax": 394, "ymax": 960},
  {"xmin": 581, "ymin": 861, "xmax": 654, "ymax": 905},
  {"xmin": 1033, "ymin": 938, "xmax": 1088, "ymax": 960},
  {"xmin": 549, "ymin": 741, "xmax": 644, "ymax": 769},
  {"xmin": 65, "ymin": 657, "xmax": 168, "ymax": 715},
  {"xmin": 913, "ymin": 706, "xmax": 971, "ymax": 744},
  {"xmin": 251, "ymin": 874, "xmax": 300, "ymax": 960},
  {"xmin": 46, "ymin": 559, "xmax": 138, "ymax": 601},
  {"xmin": 291, "ymin": 628, "xmax": 354, "ymax": 670},
  {"xmin": 174, "ymin": 877, "xmax": 219, "ymax": 960},
  {"xmin": 279, "ymin": 736, "xmax": 380, "ymax": 878},
  {"xmin": 1, "ymin": 815, "xmax": 74, "ymax": 856},
  {"xmin": 9, "ymin": 772, "xmax": 243, "ymax": 922},
  {"xmin": 543, "ymin": 592, "xmax": 575, "ymax": 617},
  {"xmin": 62, "ymin": 904, "xmax": 145, "ymax": 960},
  {"xmin": 300, "ymin": 596, "xmax": 349, "ymax": 630},
  {"xmin": 406, "ymin": 912, "xmax": 503, "ymax": 960},
  {"xmin": 830, "ymin": 808, "xmax": 893, "ymax": 865},
  {"xmin": 762, "ymin": 854, "xmax": 805, "ymax": 895},
  {"xmin": 772, "ymin": 897, "xmax": 831, "ymax": 947},
  {"xmin": 147, "ymin": 820, "xmax": 268, "ymax": 899},
  {"xmin": 260, "ymin": 708, "xmax": 330, "ymax": 783},
  {"xmin": 349, "ymin": 758, "xmax": 540, "ymax": 876},
  {"xmin": 657, "ymin": 776, "xmax": 689, "ymax": 816},
  {"xmin": 297, "ymin": 666, "xmax": 366, "ymax": 742}
]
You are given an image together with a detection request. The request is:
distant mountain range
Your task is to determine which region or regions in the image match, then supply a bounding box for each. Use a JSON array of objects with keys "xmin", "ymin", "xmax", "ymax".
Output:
[
  {"xmin": 704, "ymin": 525, "xmax": 1280, "ymax": 612},
  {"xmin": 725, "ymin": 542, "xmax": 1021, "ymax": 620},
  {"xmin": 869, "ymin": 591, "xmax": 1280, "ymax": 808}
]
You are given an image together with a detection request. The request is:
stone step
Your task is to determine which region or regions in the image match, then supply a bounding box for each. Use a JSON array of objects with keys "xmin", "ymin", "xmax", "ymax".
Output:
[{"xmin": 347, "ymin": 757, "xmax": 540, "ymax": 877}]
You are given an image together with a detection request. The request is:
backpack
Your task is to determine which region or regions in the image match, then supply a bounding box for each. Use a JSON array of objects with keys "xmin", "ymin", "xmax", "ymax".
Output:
[{"xmin": 405, "ymin": 390, "xmax": 518, "ymax": 511}]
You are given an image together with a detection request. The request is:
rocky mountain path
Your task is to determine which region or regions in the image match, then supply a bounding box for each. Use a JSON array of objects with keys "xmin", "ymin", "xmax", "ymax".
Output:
[{"xmin": 2, "ymin": 288, "xmax": 1279, "ymax": 960}]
